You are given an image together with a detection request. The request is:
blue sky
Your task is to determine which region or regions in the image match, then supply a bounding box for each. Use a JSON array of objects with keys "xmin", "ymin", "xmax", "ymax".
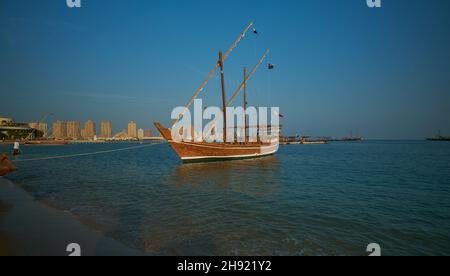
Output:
[{"xmin": 1, "ymin": 0, "xmax": 449, "ymax": 139}]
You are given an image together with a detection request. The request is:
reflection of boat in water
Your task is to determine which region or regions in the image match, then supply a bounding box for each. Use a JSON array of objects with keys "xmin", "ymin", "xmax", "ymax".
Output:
[
  {"xmin": 154, "ymin": 22, "xmax": 279, "ymax": 163},
  {"xmin": 170, "ymin": 155, "xmax": 280, "ymax": 197}
]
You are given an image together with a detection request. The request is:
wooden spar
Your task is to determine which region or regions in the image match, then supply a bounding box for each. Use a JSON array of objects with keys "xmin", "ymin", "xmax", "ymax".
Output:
[
  {"xmin": 227, "ymin": 49, "xmax": 270, "ymax": 106},
  {"xmin": 171, "ymin": 22, "xmax": 254, "ymax": 127},
  {"xmin": 219, "ymin": 51, "xmax": 227, "ymax": 143},
  {"xmin": 243, "ymin": 67, "xmax": 247, "ymax": 142}
]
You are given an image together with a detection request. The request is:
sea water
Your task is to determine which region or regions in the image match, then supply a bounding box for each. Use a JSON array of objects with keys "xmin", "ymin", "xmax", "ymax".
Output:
[{"xmin": 1, "ymin": 140, "xmax": 449, "ymax": 255}]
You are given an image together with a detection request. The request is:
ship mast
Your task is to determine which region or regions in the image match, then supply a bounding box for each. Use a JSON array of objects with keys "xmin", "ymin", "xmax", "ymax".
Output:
[
  {"xmin": 243, "ymin": 67, "xmax": 247, "ymax": 142},
  {"xmin": 219, "ymin": 51, "xmax": 227, "ymax": 143},
  {"xmin": 227, "ymin": 50, "xmax": 270, "ymax": 106},
  {"xmin": 172, "ymin": 22, "xmax": 255, "ymax": 127}
]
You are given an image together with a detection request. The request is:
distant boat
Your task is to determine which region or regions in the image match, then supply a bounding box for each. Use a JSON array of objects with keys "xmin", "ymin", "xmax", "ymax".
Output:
[
  {"xmin": 427, "ymin": 137, "xmax": 450, "ymax": 141},
  {"xmin": 426, "ymin": 131, "xmax": 450, "ymax": 141},
  {"xmin": 279, "ymin": 136, "xmax": 328, "ymax": 145},
  {"xmin": 301, "ymin": 140, "xmax": 328, "ymax": 145},
  {"xmin": 341, "ymin": 136, "xmax": 363, "ymax": 142},
  {"xmin": 280, "ymin": 136, "xmax": 300, "ymax": 145},
  {"xmin": 300, "ymin": 136, "xmax": 328, "ymax": 145},
  {"xmin": 154, "ymin": 23, "xmax": 279, "ymax": 162},
  {"xmin": 341, "ymin": 131, "xmax": 363, "ymax": 142}
]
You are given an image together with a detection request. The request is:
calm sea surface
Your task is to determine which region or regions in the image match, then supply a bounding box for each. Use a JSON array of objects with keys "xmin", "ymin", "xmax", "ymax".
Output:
[{"xmin": 1, "ymin": 140, "xmax": 450, "ymax": 255}]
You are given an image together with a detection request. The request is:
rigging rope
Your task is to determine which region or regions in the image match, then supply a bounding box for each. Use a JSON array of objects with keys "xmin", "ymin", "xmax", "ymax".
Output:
[
  {"xmin": 13, "ymin": 142, "xmax": 165, "ymax": 163},
  {"xmin": 268, "ymin": 67, "xmax": 271, "ymax": 106}
]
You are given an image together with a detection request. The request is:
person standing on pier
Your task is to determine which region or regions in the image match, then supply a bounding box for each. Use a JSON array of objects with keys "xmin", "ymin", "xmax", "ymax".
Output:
[{"xmin": 13, "ymin": 141, "xmax": 20, "ymax": 156}]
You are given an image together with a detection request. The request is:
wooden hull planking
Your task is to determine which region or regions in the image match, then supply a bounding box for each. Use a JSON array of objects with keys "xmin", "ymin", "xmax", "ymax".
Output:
[{"xmin": 154, "ymin": 122, "xmax": 279, "ymax": 162}]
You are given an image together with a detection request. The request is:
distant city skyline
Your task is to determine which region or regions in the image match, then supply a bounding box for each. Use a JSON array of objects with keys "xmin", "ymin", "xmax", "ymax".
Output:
[
  {"xmin": 22, "ymin": 116, "xmax": 158, "ymax": 137},
  {"xmin": 6, "ymin": 115, "xmax": 156, "ymax": 139},
  {"xmin": 101, "ymin": 121, "xmax": 112, "ymax": 139},
  {"xmin": 11, "ymin": 117, "xmax": 156, "ymax": 140},
  {"xmin": 1, "ymin": 0, "xmax": 450, "ymax": 139}
]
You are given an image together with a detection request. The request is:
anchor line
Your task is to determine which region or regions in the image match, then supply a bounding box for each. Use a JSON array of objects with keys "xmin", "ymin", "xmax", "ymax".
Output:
[{"xmin": 13, "ymin": 142, "xmax": 165, "ymax": 163}]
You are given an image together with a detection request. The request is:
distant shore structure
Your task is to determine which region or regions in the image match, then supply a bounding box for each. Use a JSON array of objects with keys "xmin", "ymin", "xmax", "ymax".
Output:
[
  {"xmin": 128, "ymin": 121, "xmax": 137, "ymax": 139},
  {"xmin": 279, "ymin": 133, "xmax": 364, "ymax": 145},
  {"xmin": 145, "ymin": 129, "xmax": 153, "ymax": 138},
  {"xmin": 28, "ymin": 122, "xmax": 48, "ymax": 138},
  {"xmin": 280, "ymin": 136, "xmax": 329, "ymax": 145},
  {"xmin": 0, "ymin": 115, "xmax": 162, "ymax": 143},
  {"xmin": 83, "ymin": 120, "xmax": 96, "ymax": 140},
  {"xmin": 113, "ymin": 130, "xmax": 130, "ymax": 140},
  {"xmin": 0, "ymin": 116, "xmax": 35, "ymax": 140},
  {"xmin": 66, "ymin": 121, "xmax": 82, "ymax": 140},
  {"xmin": 53, "ymin": 120, "xmax": 67, "ymax": 139},
  {"xmin": 138, "ymin": 128, "xmax": 145, "ymax": 140},
  {"xmin": 101, "ymin": 121, "xmax": 113, "ymax": 139}
]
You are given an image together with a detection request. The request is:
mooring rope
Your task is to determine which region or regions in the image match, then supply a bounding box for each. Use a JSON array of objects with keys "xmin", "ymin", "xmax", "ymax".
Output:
[{"xmin": 13, "ymin": 142, "xmax": 165, "ymax": 163}]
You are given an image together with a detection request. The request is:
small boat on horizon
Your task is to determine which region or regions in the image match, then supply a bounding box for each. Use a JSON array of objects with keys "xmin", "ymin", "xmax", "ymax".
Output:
[
  {"xmin": 301, "ymin": 140, "xmax": 328, "ymax": 145},
  {"xmin": 280, "ymin": 136, "xmax": 328, "ymax": 145},
  {"xmin": 340, "ymin": 131, "xmax": 363, "ymax": 142},
  {"xmin": 426, "ymin": 131, "xmax": 450, "ymax": 141},
  {"xmin": 340, "ymin": 136, "xmax": 363, "ymax": 142}
]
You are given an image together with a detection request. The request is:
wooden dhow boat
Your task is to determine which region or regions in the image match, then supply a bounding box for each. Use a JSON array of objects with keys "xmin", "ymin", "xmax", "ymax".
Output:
[
  {"xmin": 154, "ymin": 22, "xmax": 280, "ymax": 162},
  {"xmin": 155, "ymin": 123, "xmax": 279, "ymax": 162}
]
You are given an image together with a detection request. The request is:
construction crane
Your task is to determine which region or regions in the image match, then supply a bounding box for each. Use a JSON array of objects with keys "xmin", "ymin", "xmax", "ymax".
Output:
[{"xmin": 27, "ymin": 113, "xmax": 53, "ymax": 140}]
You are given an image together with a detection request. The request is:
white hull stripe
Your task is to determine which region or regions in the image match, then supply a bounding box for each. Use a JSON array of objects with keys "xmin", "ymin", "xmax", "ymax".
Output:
[
  {"xmin": 170, "ymin": 141, "xmax": 279, "ymax": 151},
  {"xmin": 181, "ymin": 148, "xmax": 278, "ymax": 161}
]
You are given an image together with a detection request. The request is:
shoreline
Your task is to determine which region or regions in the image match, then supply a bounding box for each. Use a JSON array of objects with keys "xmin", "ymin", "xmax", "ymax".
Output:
[
  {"xmin": 0, "ymin": 177, "xmax": 143, "ymax": 256},
  {"xmin": 0, "ymin": 200, "xmax": 16, "ymax": 255}
]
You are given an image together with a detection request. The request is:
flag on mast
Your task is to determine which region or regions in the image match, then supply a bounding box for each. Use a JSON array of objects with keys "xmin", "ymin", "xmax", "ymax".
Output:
[{"xmin": 273, "ymin": 110, "xmax": 284, "ymax": 118}]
